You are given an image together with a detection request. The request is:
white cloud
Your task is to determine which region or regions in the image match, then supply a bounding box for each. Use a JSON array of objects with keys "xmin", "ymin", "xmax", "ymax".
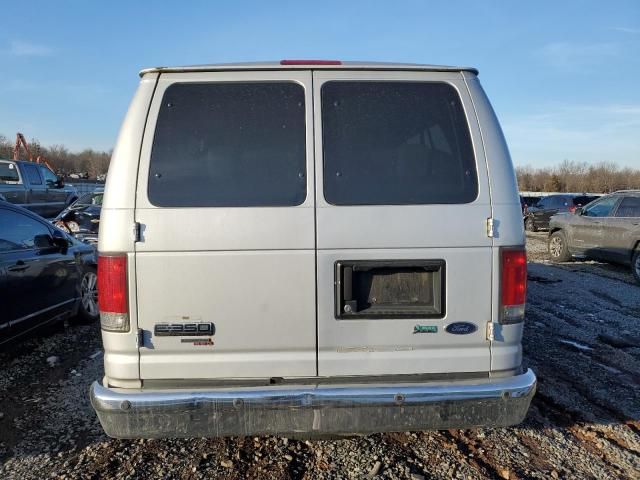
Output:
[
  {"xmin": 8, "ymin": 40, "xmax": 53, "ymax": 57},
  {"xmin": 536, "ymin": 42, "xmax": 619, "ymax": 71},
  {"xmin": 612, "ymin": 27, "xmax": 640, "ymax": 34},
  {"xmin": 502, "ymin": 103, "xmax": 640, "ymax": 168}
]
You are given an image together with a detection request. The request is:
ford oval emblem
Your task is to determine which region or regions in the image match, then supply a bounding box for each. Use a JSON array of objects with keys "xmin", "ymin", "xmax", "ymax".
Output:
[{"xmin": 445, "ymin": 322, "xmax": 477, "ymax": 335}]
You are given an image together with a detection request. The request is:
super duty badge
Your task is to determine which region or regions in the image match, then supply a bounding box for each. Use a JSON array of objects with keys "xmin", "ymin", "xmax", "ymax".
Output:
[{"xmin": 154, "ymin": 322, "xmax": 215, "ymax": 336}]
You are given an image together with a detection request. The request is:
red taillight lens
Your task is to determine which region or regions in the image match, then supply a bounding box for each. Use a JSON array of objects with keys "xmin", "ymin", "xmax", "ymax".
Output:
[
  {"xmin": 280, "ymin": 59, "xmax": 342, "ymax": 65},
  {"xmin": 500, "ymin": 248, "xmax": 527, "ymax": 324},
  {"xmin": 98, "ymin": 254, "xmax": 129, "ymax": 332},
  {"xmin": 569, "ymin": 205, "xmax": 576, "ymax": 213}
]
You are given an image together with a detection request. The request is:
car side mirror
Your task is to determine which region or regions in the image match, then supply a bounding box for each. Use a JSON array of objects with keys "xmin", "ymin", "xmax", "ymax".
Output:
[
  {"xmin": 51, "ymin": 230, "xmax": 69, "ymax": 252},
  {"xmin": 34, "ymin": 234, "xmax": 55, "ymax": 249},
  {"xmin": 56, "ymin": 178, "xmax": 64, "ymax": 188},
  {"xmin": 575, "ymin": 207, "xmax": 583, "ymax": 215}
]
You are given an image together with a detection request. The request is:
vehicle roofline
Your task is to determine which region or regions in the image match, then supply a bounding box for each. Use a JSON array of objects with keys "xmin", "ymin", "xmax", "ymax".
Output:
[{"xmin": 139, "ymin": 61, "xmax": 479, "ymax": 77}]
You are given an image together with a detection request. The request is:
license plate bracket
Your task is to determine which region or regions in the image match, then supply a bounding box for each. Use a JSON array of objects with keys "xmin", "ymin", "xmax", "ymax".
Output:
[{"xmin": 335, "ymin": 260, "xmax": 445, "ymax": 319}]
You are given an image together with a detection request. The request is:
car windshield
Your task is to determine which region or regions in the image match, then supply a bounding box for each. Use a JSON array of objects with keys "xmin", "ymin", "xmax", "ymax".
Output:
[{"xmin": 75, "ymin": 193, "xmax": 103, "ymax": 206}]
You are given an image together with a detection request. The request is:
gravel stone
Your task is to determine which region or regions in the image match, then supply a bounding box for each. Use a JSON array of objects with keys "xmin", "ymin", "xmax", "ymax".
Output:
[{"xmin": 0, "ymin": 233, "xmax": 638, "ymax": 479}]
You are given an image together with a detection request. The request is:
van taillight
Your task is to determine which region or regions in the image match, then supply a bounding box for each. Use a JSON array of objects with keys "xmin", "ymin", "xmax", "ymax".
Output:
[
  {"xmin": 97, "ymin": 254, "xmax": 130, "ymax": 332},
  {"xmin": 500, "ymin": 248, "xmax": 527, "ymax": 324}
]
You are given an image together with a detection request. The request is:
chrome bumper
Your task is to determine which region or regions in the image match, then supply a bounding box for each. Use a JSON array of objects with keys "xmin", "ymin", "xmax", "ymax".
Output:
[{"xmin": 90, "ymin": 369, "xmax": 536, "ymax": 438}]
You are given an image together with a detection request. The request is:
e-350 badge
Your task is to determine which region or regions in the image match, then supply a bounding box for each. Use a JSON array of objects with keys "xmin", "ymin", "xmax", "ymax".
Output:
[{"xmin": 154, "ymin": 322, "xmax": 215, "ymax": 336}]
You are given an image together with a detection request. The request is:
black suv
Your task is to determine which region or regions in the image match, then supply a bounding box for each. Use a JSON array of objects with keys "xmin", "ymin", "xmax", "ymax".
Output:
[{"xmin": 525, "ymin": 194, "xmax": 599, "ymax": 231}]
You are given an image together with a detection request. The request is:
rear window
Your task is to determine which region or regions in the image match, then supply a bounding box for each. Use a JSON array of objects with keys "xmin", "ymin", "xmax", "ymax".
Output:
[
  {"xmin": 573, "ymin": 196, "xmax": 598, "ymax": 206},
  {"xmin": 321, "ymin": 81, "xmax": 478, "ymax": 205},
  {"xmin": 22, "ymin": 164, "xmax": 42, "ymax": 185},
  {"xmin": 148, "ymin": 82, "xmax": 306, "ymax": 207},
  {"xmin": 0, "ymin": 163, "xmax": 20, "ymax": 183},
  {"xmin": 615, "ymin": 196, "xmax": 640, "ymax": 217}
]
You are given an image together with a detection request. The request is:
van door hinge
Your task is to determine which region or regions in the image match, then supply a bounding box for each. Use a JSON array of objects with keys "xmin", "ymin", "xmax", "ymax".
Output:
[
  {"xmin": 133, "ymin": 222, "xmax": 141, "ymax": 242},
  {"xmin": 486, "ymin": 217, "xmax": 495, "ymax": 238},
  {"xmin": 486, "ymin": 321, "xmax": 495, "ymax": 341},
  {"xmin": 136, "ymin": 328, "xmax": 144, "ymax": 347}
]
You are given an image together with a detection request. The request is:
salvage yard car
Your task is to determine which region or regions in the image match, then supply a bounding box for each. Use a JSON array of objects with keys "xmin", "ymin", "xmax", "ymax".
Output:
[
  {"xmin": 524, "ymin": 193, "xmax": 599, "ymax": 232},
  {"xmin": 90, "ymin": 61, "xmax": 536, "ymax": 438},
  {"xmin": 0, "ymin": 201, "xmax": 98, "ymax": 346},
  {"xmin": 0, "ymin": 159, "xmax": 78, "ymax": 218},
  {"xmin": 548, "ymin": 191, "xmax": 640, "ymax": 283},
  {"xmin": 53, "ymin": 189, "xmax": 103, "ymax": 245}
]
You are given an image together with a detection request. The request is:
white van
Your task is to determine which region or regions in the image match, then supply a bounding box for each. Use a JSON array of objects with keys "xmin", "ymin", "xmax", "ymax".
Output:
[{"xmin": 91, "ymin": 61, "xmax": 535, "ymax": 438}]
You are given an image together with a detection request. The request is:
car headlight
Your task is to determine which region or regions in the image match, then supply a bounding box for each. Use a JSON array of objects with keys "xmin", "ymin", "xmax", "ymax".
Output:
[{"xmin": 67, "ymin": 221, "xmax": 80, "ymax": 232}]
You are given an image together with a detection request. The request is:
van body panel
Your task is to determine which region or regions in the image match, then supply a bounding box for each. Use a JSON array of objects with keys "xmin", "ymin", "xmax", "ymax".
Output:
[
  {"xmin": 316, "ymin": 247, "xmax": 492, "ymax": 376},
  {"xmin": 101, "ymin": 73, "xmax": 159, "ymax": 211},
  {"xmin": 491, "ymin": 323, "xmax": 524, "ymax": 371},
  {"xmin": 312, "ymin": 71, "xmax": 493, "ymax": 376},
  {"xmin": 101, "ymin": 66, "xmax": 523, "ymax": 383},
  {"xmin": 133, "ymin": 71, "xmax": 317, "ymax": 378},
  {"xmin": 464, "ymin": 75, "xmax": 525, "ymax": 373}
]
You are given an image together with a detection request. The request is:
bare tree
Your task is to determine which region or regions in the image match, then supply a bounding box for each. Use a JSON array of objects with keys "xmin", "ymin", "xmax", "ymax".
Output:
[{"xmin": 0, "ymin": 134, "xmax": 111, "ymax": 179}]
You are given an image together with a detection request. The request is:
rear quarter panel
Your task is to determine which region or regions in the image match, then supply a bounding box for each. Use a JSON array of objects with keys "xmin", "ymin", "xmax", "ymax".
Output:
[{"xmin": 463, "ymin": 73, "xmax": 524, "ymax": 372}]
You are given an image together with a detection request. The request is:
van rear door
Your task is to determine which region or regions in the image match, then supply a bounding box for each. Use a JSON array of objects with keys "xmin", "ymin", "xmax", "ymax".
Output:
[
  {"xmin": 134, "ymin": 71, "xmax": 317, "ymax": 379},
  {"xmin": 313, "ymin": 70, "xmax": 493, "ymax": 376}
]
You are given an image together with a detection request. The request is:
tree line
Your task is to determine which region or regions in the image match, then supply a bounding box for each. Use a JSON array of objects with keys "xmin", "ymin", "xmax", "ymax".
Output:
[
  {"xmin": 517, "ymin": 160, "xmax": 640, "ymax": 193},
  {"xmin": 0, "ymin": 134, "xmax": 111, "ymax": 179},
  {"xmin": 2, "ymin": 134, "xmax": 638, "ymax": 191}
]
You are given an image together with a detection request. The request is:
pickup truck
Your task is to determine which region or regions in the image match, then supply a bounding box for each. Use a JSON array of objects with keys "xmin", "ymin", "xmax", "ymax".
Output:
[{"xmin": 0, "ymin": 159, "xmax": 78, "ymax": 218}]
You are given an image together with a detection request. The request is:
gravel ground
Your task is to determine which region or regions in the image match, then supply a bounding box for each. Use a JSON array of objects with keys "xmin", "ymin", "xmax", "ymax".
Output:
[{"xmin": 1, "ymin": 233, "xmax": 638, "ymax": 479}]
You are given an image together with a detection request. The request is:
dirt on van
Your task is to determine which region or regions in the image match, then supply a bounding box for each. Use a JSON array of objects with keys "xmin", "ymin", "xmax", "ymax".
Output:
[{"xmin": 1, "ymin": 232, "xmax": 638, "ymax": 479}]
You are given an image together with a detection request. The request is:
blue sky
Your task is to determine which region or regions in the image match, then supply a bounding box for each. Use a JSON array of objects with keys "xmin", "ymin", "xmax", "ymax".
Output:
[{"xmin": 0, "ymin": 0, "xmax": 638, "ymax": 168}]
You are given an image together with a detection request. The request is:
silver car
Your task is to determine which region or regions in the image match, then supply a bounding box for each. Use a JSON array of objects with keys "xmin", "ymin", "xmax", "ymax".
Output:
[{"xmin": 548, "ymin": 191, "xmax": 640, "ymax": 283}]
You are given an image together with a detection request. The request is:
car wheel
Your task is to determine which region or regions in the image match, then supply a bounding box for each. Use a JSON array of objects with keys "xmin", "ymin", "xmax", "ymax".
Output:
[
  {"xmin": 549, "ymin": 231, "xmax": 571, "ymax": 262},
  {"xmin": 525, "ymin": 217, "xmax": 537, "ymax": 232},
  {"xmin": 77, "ymin": 267, "xmax": 99, "ymax": 323},
  {"xmin": 632, "ymin": 249, "xmax": 640, "ymax": 284}
]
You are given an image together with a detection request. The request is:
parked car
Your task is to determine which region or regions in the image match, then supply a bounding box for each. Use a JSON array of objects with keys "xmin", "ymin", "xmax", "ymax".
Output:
[
  {"xmin": 548, "ymin": 191, "xmax": 640, "ymax": 282},
  {"xmin": 0, "ymin": 201, "xmax": 99, "ymax": 347},
  {"xmin": 0, "ymin": 159, "xmax": 78, "ymax": 218},
  {"xmin": 520, "ymin": 195, "xmax": 541, "ymax": 216},
  {"xmin": 90, "ymin": 60, "xmax": 536, "ymax": 439},
  {"xmin": 524, "ymin": 194, "xmax": 599, "ymax": 231},
  {"xmin": 53, "ymin": 190, "xmax": 103, "ymax": 244}
]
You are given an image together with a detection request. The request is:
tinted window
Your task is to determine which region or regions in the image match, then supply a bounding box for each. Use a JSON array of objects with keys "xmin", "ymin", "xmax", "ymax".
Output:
[
  {"xmin": 321, "ymin": 82, "xmax": 478, "ymax": 205},
  {"xmin": 0, "ymin": 209, "xmax": 51, "ymax": 252},
  {"xmin": 40, "ymin": 166, "xmax": 58, "ymax": 185},
  {"xmin": 615, "ymin": 196, "xmax": 640, "ymax": 217},
  {"xmin": 573, "ymin": 196, "xmax": 598, "ymax": 207},
  {"xmin": 148, "ymin": 82, "xmax": 306, "ymax": 207},
  {"xmin": 22, "ymin": 164, "xmax": 42, "ymax": 185},
  {"xmin": 0, "ymin": 163, "xmax": 20, "ymax": 183},
  {"xmin": 537, "ymin": 197, "xmax": 550, "ymax": 208},
  {"xmin": 583, "ymin": 196, "xmax": 619, "ymax": 217},
  {"xmin": 76, "ymin": 192, "xmax": 103, "ymax": 206}
]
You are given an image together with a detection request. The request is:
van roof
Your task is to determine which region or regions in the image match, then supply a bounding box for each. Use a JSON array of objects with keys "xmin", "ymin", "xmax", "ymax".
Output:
[{"xmin": 139, "ymin": 61, "xmax": 479, "ymax": 77}]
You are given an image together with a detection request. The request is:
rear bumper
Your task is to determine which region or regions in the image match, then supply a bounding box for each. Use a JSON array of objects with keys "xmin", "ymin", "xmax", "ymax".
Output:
[{"xmin": 90, "ymin": 369, "xmax": 536, "ymax": 438}]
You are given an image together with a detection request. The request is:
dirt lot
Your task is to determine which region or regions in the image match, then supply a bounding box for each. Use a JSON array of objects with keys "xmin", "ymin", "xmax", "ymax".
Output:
[{"xmin": 1, "ymin": 233, "xmax": 639, "ymax": 479}]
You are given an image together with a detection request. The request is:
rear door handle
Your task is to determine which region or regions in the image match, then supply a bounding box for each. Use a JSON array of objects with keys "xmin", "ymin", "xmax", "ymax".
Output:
[{"xmin": 8, "ymin": 260, "xmax": 29, "ymax": 272}]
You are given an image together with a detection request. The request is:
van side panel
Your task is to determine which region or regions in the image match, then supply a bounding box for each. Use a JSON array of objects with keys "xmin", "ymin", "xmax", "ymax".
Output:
[
  {"xmin": 99, "ymin": 74, "xmax": 159, "ymax": 386},
  {"xmin": 463, "ymin": 74, "xmax": 525, "ymax": 372}
]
